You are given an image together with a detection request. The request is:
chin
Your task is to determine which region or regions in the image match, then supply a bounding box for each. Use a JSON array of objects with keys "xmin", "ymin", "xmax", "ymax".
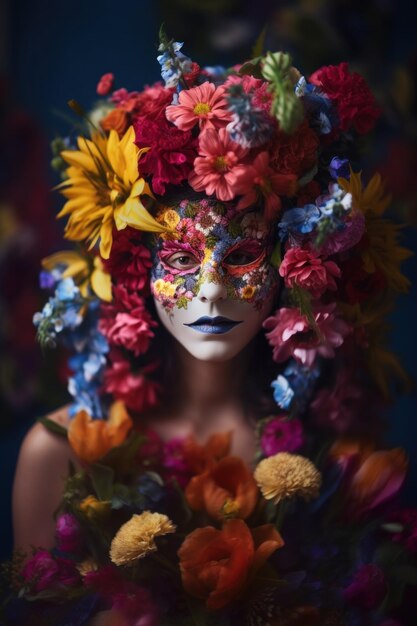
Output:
[{"xmin": 179, "ymin": 335, "xmax": 250, "ymax": 362}]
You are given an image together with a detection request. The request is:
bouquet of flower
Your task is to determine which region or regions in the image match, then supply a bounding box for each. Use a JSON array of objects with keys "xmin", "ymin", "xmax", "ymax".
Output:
[{"xmin": 3, "ymin": 413, "xmax": 417, "ymax": 626}]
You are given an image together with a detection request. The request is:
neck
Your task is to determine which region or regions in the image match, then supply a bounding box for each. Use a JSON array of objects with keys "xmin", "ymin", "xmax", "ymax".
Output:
[{"xmin": 170, "ymin": 342, "xmax": 250, "ymax": 417}]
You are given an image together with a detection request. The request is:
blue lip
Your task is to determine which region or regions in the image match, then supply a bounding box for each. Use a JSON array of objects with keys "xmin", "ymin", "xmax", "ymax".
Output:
[{"xmin": 184, "ymin": 316, "xmax": 242, "ymax": 335}]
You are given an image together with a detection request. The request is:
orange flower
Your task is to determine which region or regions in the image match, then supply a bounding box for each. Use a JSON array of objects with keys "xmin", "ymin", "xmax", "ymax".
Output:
[
  {"xmin": 185, "ymin": 456, "xmax": 259, "ymax": 520},
  {"xmin": 330, "ymin": 438, "xmax": 408, "ymax": 520},
  {"xmin": 68, "ymin": 401, "xmax": 133, "ymax": 463},
  {"xmin": 100, "ymin": 108, "xmax": 130, "ymax": 137},
  {"xmin": 182, "ymin": 431, "xmax": 231, "ymax": 474},
  {"xmin": 178, "ymin": 519, "xmax": 283, "ymax": 610}
]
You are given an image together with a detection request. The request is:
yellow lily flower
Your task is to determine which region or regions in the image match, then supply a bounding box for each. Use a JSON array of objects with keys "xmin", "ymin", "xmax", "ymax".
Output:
[
  {"xmin": 42, "ymin": 249, "xmax": 112, "ymax": 302},
  {"xmin": 56, "ymin": 126, "xmax": 169, "ymax": 259}
]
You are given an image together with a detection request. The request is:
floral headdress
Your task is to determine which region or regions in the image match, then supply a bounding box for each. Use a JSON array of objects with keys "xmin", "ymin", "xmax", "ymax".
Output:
[
  {"xmin": 36, "ymin": 30, "xmax": 410, "ymax": 428},
  {"xmin": 7, "ymin": 30, "xmax": 416, "ymax": 626}
]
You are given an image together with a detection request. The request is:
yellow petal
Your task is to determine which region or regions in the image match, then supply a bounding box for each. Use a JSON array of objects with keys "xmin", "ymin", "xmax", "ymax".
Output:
[
  {"xmin": 91, "ymin": 268, "xmax": 112, "ymax": 302},
  {"xmin": 117, "ymin": 197, "xmax": 168, "ymax": 233}
]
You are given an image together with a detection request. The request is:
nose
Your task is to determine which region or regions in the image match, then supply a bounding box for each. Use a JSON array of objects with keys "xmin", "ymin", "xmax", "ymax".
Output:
[{"xmin": 197, "ymin": 275, "xmax": 228, "ymax": 303}]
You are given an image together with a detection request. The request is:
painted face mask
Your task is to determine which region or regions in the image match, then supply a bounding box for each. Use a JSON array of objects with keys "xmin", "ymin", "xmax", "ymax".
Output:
[{"xmin": 150, "ymin": 198, "xmax": 279, "ymax": 362}]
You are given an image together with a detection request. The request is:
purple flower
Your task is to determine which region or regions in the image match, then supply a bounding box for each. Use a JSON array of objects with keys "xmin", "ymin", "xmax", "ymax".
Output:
[
  {"xmin": 329, "ymin": 156, "xmax": 350, "ymax": 180},
  {"xmin": 55, "ymin": 513, "xmax": 83, "ymax": 553},
  {"xmin": 21, "ymin": 550, "xmax": 80, "ymax": 593},
  {"xmin": 342, "ymin": 563, "xmax": 387, "ymax": 610},
  {"xmin": 39, "ymin": 270, "xmax": 56, "ymax": 289},
  {"xmin": 260, "ymin": 416, "xmax": 304, "ymax": 457}
]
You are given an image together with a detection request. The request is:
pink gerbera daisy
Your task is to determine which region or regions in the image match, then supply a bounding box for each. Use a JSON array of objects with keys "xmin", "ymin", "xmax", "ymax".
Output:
[
  {"xmin": 188, "ymin": 128, "xmax": 249, "ymax": 201},
  {"xmin": 166, "ymin": 82, "xmax": 232, "ymax": 132}
]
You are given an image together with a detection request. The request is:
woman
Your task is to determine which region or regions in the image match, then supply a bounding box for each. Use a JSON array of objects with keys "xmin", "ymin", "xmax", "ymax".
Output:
[{"xmin": 8, "ymin": 38, "xmax": 415, "ymax": 625}]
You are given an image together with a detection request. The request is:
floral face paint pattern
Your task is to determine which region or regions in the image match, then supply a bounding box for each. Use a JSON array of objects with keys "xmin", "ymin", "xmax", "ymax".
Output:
[{"xmin": 150, "ymin": 199, "xmax": 278, "ymax": 313}]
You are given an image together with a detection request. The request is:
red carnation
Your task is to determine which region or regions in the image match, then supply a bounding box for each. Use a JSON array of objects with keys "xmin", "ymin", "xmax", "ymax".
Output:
[
  {"xmin": 111, "ymin": 83, "xmax": 174, "ymax": 121},
  {"xmin": 104, "ymin": 228, "xmax": 152, "ymax": 293},
  {"xmin": 309, "ymin": 62, "xmax": 380, "ymax": 134},
  {"xmin": 269, "ymin": 120, "xmax": 319, "ymax": 177},
  {"xmin": 134, "ymin": 117, "xmax": 197, "ymax": 195},
  {"xmin": 279, "ymin": 246, "xmax": 340, "ymax": 298}
]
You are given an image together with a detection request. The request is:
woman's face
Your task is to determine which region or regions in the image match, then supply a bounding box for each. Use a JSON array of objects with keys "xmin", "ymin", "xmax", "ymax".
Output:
[{"xmin": 150, "ymin": 198, "xmax": 279, "ymax": 362}]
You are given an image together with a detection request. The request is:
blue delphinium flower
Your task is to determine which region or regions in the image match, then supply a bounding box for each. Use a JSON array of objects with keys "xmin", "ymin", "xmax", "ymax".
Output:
[
  {"xmin": 295, "ymin": 76, "xmax": 336, "ymax": 135},
  {"xmin": 33, "ymin": 277, "xmax": 85, "ymax": 348},
  {"xmin": 136, "ymin": 474, "xmax": 166, "ymax": 512},
  {"xmin": 272, "ymin": 360, "xmax": 320, "ymax": 412},
  {"xmin": 157, "ymin": 40, "xmax": 192, "ymax": 90},
  {"xmin": 226, "ymin": 84, "xmax": 274, "ymax": 148},
  {"xmin": 313, "ymin": 183, "xmax": 353, "ymax": 247},
  {"xmin": 66, "ymin": 304, "xmax": 109, "ymax": 419},
  {"xmin": 271, "ymin": 375, "xmax": 294, "ymax": 410},
  {"xmin": 278, "ymin": 204, "xmax": 322, "ymax": 240},
  {"xmin": 329, "ymin": 156, "xmax": 350, "ymax": 180}
]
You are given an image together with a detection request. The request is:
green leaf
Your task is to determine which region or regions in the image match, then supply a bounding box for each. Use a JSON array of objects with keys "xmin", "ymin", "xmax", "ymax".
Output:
[
  {"xmin": 37, "ymin": 417, "xmax": 67, "ymax": 438},
  {"xmin": 252, "ymin": 27, "xmax": 267, "ymax": 58},
  {"xmin": 90, "ymin": 463, "xmax": 114, "ymax": 501}
]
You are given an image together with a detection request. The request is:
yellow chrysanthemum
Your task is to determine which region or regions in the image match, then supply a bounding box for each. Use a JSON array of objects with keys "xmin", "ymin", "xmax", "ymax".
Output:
[
  {"xmin": 339, "ymin": 170, "xmax": 412, "ymax": 293},
  {"xmin": 57, "ymin": 126, "xmax": 169, "ymax": 259},
  {"xmin": 254, "ymin": 452, "xmax": 321, "ymax": 505},
  {"xmin": 159, "ymin": 209, "xmax": 181, "ymax": 229},
  {"xmin": 42, "ymin": 249, "xmax": 112, "ymax": 302},
  {"xmin": 110, "ymin": 511, "xmax": 176, "ymax": 566}
]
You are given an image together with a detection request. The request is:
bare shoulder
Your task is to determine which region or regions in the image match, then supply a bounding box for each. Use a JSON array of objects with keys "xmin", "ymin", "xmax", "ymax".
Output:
[{"xmin": 12, "ymin": 406, "xmax": 81, "ymax": 553}]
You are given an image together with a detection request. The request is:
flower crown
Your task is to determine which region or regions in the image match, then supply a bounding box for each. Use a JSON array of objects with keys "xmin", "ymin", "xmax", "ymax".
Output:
[{"xmin": 36, "ymin": 29, "xmax": 411, "ymax": 431}]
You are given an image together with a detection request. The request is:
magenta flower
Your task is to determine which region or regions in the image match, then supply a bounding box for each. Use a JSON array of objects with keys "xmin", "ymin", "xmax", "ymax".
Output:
[
  {"xmin": 343, "ymin": 564, "xmax": 387, "ymax": 610},
  {"xmin": 166, "ymin": 82, "xmax": 231, "ymax": 131},
  {"xmin": 162, "ymin": 438, "xmax": 193, "ymax": 487},
  {"xmin": 21, "ymin": 550, "xmax": 80, "ymax": 593},
  {"xmin": 188, "ymin": 127, "xmax": 248, "ymax": 201},
  {"xmin": 99, "ymin": 285, "xmax": 156, "ymax": 357},
  {"xmin": 279, "ymin": 246, "xmax": 340, "ymax": 297},
  {"xmin": 104, "ymin": 351, "xmax": 160, "ymax": 412},
  {"xmin": 55, "ymin": 513, "xmax": 83, "ymax": 553},
  {"xmin": 263, "ymin": 303, "xmax": 351, "ymax": 366},
  {"xmin": 260, "ymin": 416, "xmax": 304, "ymax": 457}
]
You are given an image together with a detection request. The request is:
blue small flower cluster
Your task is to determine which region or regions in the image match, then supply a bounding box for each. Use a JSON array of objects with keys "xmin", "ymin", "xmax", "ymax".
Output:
[
  {"xmin": 34, "ymin": 269, "xmax": 109, "ymax": 419},
  {"xmin": 226, "ymin": 84, "xmax": 274, "ymax": 148},
  {"xmin": 33, "ymin": 274, "xmax": 85, "ymax": 348},
  {"xmin": 67, "ymin": 299, "xmax": 109, "ymax": 419},
  {"xmin": 157, "ymin": 40, "xmax": 192, "ymax": 90},
  {"xmin": 278, "ymin": 173, "xmax": 352, "ymax": 244},
  {"xmin": 272, "ymin": 359, "xmax": 320, "ymax": 412}
]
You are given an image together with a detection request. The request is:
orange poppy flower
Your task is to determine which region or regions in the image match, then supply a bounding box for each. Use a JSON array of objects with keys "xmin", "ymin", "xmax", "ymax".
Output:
[
  {"xmin": 330, "ymin": 438, "xmax": 408, "ymax": 520},
  {"xmin": 68, "ymin": 401, "xmax": 133, "ymax": 464},
  {"xmin": 185, "ymin": 456, "xmax": 259, "ymax": 520},
  {"xmin": 178, "ymin": 519, "xmax": 283, "ymax": 610}
]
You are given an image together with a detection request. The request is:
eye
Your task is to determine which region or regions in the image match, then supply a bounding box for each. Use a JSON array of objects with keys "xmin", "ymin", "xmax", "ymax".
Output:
[
  {"xmin": 164, "ymin": 252, "xmax": 200, "ymax": 270},
  {"xmin": 224, "ymin": 251, "xmax": 258, "ymax": 266}
]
